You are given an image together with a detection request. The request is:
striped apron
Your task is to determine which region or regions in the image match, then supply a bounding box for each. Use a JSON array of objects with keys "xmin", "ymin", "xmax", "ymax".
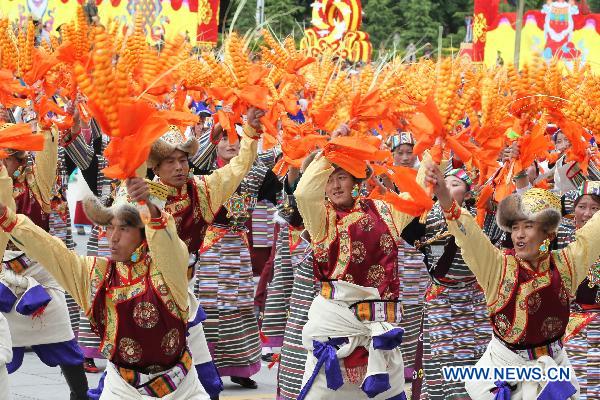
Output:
[
  {"xmin": 262, "ymin": 224, "xmax": 308, "ymax": 347},
  {"xmin": 194, "ymin": 230, "xmax": 262, "ymax": 378},
  {"xmin": 277, "ymin": 249, "xmax": 318, "ymax": 400}
]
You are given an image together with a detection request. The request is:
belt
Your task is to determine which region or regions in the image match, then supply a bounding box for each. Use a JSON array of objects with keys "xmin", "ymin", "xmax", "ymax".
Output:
[
  {"xmin": 2, "ymin": 254, "xmax": 31, "ymax": 274},
  {"xmin": 350, "ymin": 300, "xmax": 403, "ymax": 324},
  {"xmin": 498, "ymin": 336, "xmax": 564, "ymax": 361},
  {"xmin": 118, "ymin": 348, "xmax": 193, "ymax": 398}
]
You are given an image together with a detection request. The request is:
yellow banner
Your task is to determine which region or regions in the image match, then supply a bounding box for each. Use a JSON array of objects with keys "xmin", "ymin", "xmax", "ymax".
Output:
[{"xmin": 1, "ymin": 0, "xmax": 214, "ymax": 45}]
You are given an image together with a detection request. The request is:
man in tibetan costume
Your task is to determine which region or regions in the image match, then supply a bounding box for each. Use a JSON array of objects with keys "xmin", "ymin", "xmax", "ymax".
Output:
[
  {"xmin": 0, "ymin": 166, "xmax": 209, "ymax": 399},
  {"xmin": 146, "ymin": 109, "xmax": 265, "ymax": 397},
  {"xmin": 427, "ymin": 161, "xmax": 600, "ymax": 399}
]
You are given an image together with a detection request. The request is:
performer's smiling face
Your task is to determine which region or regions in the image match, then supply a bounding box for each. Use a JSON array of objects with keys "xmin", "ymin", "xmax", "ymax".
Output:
[
  {"xmin": 444, "ymin": 176, "xmax": 470, "ymax": 206},
  {"xmin": 510, "ymin": 220, "xmax": 550, "ymax": 263},
  {"xmin": 155, "ymin": 150, "xmax": 190, "ymax": 188},
  {"xmin": 216, "ymin": 135, "xmax": 240, "ymax": 162},
  {"xmin": 106, "ymin": 217, "xmax": 144, "ymax": 262},
  {"xmin": 574, "ymin": 194, "xmax": 600, "ymax": 229},
  {"xmin": 326, "ymin": 168, "xmax": 356, "ymax": 209}
]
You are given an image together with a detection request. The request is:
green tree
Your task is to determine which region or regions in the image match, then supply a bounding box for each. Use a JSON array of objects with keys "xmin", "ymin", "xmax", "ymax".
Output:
[
  {"xmin": 225, "ymin": 0, "xmax": 305, "ymax": 38},
  {"xmin": 499, "ymin": 0, "xmax": 545, "ymax": 13},
  {"xmin": 264, "ymin": 0, "xmax": 305, "ymax": 38},
  {"xmin": 363, "ymin": 0, "xmax": 402, "ymax": 50},
  {"xmin": 399, "ymin": 0, "xmax": 439, "ymax": 48},
  {"xmin": 586, "ymin": 0, "xmax": 600, "ymax": 12},
  {"xmin": 227, "ymin": 0, "xmax": 257, "ymax": 34}
]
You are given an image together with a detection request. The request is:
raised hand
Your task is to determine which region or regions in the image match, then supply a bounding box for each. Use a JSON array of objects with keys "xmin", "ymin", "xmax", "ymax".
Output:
[
  {"xmin": 424, "ymin": 161, "xmax": 453, "ymax": 210},
  {"xmin": 125, "ymin": 177, "xmax": 150, "ymax": 204},
  {"xmin": 247, "ymin": 106, "xmax": 266, "ymax": 131},
  {"xmin": 331, "ymin": 123, "xmax": 350, "ymax": 138}
]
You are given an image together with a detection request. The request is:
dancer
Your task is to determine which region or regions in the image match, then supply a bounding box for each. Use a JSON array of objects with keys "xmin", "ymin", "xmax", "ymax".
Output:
[
  {"xmin": 193, "ymin": 120, "xmax": 282, "ymax": 389},
  {"xmin": 0, "ymin": 122, "xmax": 89, "ymax": 399},
  {"xmin": 385, "ymin": 132, "xmax": 429, "ymax": 389},
  {"xmin": 426, "ymin": 162, "xmax": 600, "ymax": 399},
  {"xmin": 293, "ymin": 128, "xmax": 425, "ymax": 399},
  {"xmin": 64, "ymin": 117, "xmax": 112, "ymax": 373},
  {"xmin": 277, "ymin": 158, "xmax": 319, "ymax": 400},
  {"xmin": 558, "ymin": 182, "xmax": 600, "ymax": 399},
  {"xmin": 402, "ymin": 166, "xmax": 494, "ymax": 400},
  {"xmin": 0, "ymin": 169, "xmax": 209, "ymax": 398},
  {"xmin": 148, "ymin": 108, "xmax": 265, "ymax": 397},
  {"xmin": 261, "ymin": 166, "xmax": 309, "ymax": 361}
]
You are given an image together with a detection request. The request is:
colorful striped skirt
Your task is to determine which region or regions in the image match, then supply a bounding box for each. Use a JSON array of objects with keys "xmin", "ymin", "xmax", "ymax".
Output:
[
  {"xmin": 194, "ymin": 232, "xmax": 262, "ymax": 377},
  {"xmin": 277, "ymin": 250, "xmax": 317, "ymax": 400},
  {"xmin": 262, "ymin": 226, "xmax": 307, "ymax": 347},
  {"xmin": 420, "ymin": 283, "xmax": 490, "ymax": 400},
  {"xmin": 565, "ymin": 315, "xmax": 600, "ymax": 399},
  {"xmin": 396, "ymin": 241, "xmax": 428, "ymax": 379}
]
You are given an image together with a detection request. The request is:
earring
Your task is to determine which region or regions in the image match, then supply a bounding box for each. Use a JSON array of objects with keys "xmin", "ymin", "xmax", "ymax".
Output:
[
  {"xmin": 351, "ymin": 184, "xmax": 360, "ymax": 199},
  {"xmin": 12, "ymin": 165, "xmax": 24, "ymax": 178},
  {"xmin": 539, "ymin": 238, "xmax": 551, "ymax": 255},
  {"xmin": 130, "ymin": 245, "xmax": 144, "ymax": 263}
]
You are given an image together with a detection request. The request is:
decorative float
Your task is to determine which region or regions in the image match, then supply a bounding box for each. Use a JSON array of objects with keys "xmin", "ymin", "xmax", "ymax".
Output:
[
  {"xmin": 300, "ymin": 0, "xmax": 372, "ymax": 63},
  {"xmin": 3, "ymin": 0, "xmax": 220, "ymax": 45},
  {"xmin": 465, "ymin": 0, "xmax": 600, "ymax": 71}
]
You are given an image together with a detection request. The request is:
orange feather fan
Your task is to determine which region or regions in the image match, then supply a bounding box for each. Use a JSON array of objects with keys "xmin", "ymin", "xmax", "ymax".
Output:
[{"xmin": 0, "ymin": 123, "xmax": 44, "ymax": 158}]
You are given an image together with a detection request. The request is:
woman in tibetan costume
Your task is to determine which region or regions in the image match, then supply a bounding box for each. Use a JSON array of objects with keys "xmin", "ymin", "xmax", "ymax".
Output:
[
  {"xmin": 193, "ymin": 120, "xmax": 282, "ymax": 389},
  {"xmin": 401, "ymin": 166, "xmax": 496, "ymax": 400},
  {"xmin": 557, "ymin": 182, "xmax": 600, "ymax": 399},
  {"xmin": 0, "ymin": 123, "xmax": 89, "ymax": 399}
]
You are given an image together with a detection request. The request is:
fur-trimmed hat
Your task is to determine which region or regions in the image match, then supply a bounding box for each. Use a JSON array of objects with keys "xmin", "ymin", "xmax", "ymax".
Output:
[
  {"xmin": 147, "ymin": 125, "xmax": 199, "ymax": 168},
  {"xmin": 496, "ymin": 188, "xmax": 562, "ymax": 233},
  {"xmin": 83, "ymin": 181, "xmax": 169, "ymax": 228}
]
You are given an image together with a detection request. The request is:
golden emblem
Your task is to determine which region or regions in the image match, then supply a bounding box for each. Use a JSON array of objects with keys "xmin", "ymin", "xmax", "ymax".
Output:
[
  {"xmin": 198, "ymin": 0, "xmax": 213, "ymax": 25},
  {"xmin": 473, "ymin": 13, "xmax": 487, "ymax": 44}
]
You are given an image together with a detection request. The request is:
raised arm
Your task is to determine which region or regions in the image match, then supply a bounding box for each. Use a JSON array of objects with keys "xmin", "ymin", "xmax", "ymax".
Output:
[
  {"xmin": 198, "ymin": 125, "xmax": 258, "ymax": 222},
  {"xmin": 560, "ymin": 211, "xmax": 600, "ymax": 295},
  {"xmin": 0, "ymin": 206, "xmax": 94, "ymax": 312},
  {"xmin": 0, "ymin": 166, "xmax": 16, "ymax": 262},
  {"xmin": 294, "ymin": 153, "xmax": 332, "ymax": 244},
  {"xmin": 63, "ymin": 127, "xmax": 95, "ymax": 172},
  {"xmin": 31, "ymin": 127, "xmax": 59, "ymax": 206},
  {"xmin": 390, "ymin": 152, "xmax": 431, "ymax": 231},
  {"xmin": 425, "ymin": 161, "xmax": 504, "ymax": 304},
  {"xmin": 145, "ymin": 212, "xmax": 190, "ymax": 312},
  {"xmin": 189, "ymin": 125, "xmax": 219, "ymax": 171},
  {"xmin": 445, "ymin": 210, "xmax": 504, "ymax": 302}
]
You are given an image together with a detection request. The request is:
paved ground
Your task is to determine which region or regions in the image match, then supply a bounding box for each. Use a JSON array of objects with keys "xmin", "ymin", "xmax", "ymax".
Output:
[
  {"xmin": 9, "ymin": 354, "xmax": 278, "ymax": 399},
  {"xmin": 8, "ymin": 190, "xmax": 279, "ymax": 399}
]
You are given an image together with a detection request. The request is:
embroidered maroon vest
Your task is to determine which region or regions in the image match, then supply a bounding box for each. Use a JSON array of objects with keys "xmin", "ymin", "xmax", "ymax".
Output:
[
  {"xmin": 491, "ymin": 257, "xmax": 570, "ymax": 349},
  {"xmin": 313, "ymin": 199, "xmax": 400, "ymax": 299},
  {"xmin": 14, "ymin": 180, "xmax": 49, "ymax": 232},
  {"xmin": 164, "ymin": 179, "xmax": 209, "ymax": 253},
  {"xmin": 90, "ymin": 257, "xmax": 187, "ymax": 373},
  {"xmin": 575, "ymin": 278, "xmax": 600, "ymax": 309}
]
